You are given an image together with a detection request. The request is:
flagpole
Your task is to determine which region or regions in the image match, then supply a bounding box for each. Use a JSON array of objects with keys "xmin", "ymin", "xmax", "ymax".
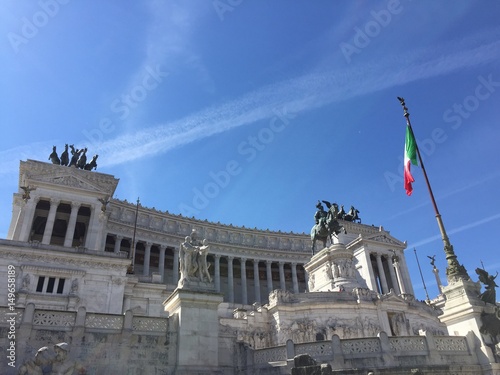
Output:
[
  {"xmin": 397, "ymin": 97, "xmax": 470, "ymax": 282},
  {"xmin": 127, "ymin": 197, "xmax": 140, "ymax": 274},
  {"xmin": 414, "ymin": 248, "xmax": 430, "ymax": 302}
]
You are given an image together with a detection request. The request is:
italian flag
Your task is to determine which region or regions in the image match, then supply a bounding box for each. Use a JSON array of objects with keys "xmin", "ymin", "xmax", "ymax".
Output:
[{"xmin": 404, "ymin": 125, "xmax": 418, "ymax": 196}]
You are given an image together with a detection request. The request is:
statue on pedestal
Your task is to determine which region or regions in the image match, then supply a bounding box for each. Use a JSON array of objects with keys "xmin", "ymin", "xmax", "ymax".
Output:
[
  {"xmin": 179, "ymin": 229, "xmax": 212, "ymax": 287},
  {"xmin": 310, "ymin": 201, "xmax": 347, "ymax": 253}
]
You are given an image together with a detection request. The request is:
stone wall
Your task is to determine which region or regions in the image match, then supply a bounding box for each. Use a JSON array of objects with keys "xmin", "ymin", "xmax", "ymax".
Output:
[{"xmin": 0, "ymin": 305, "xmax": 176, "ymax": 374}]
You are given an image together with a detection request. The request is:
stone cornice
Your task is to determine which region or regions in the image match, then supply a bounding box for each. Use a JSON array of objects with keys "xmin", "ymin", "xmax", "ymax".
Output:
[
  {"xmin": 21, "ymin": 264, "xmax": 86, "ymax": 276},
  {"xmin": 0, "ymin": 239, "xmax": 130, "ymax": 271}
]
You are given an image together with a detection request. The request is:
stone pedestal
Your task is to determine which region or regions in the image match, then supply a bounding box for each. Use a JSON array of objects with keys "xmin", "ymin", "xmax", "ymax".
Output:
[
  {"xmin": 305, "ymin": 243, "xmax": 361, "ymax": 292},
  {"xmin": 163, "ymin": 287, "xmax": 224, "ymax": 374},
  {"xmin": 439, "ymin": 278, "xmax": 499, "ymax": 368}
]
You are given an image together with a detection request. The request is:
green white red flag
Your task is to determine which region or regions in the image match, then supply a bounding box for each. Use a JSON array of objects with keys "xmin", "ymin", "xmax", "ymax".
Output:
[{"xmin": 404, "ymin": 125, "xmax": 418, "ymax": 195}]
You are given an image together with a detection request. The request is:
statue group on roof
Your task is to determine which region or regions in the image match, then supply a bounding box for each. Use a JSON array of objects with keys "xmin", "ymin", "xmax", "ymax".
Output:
[{"xmin": 49, "ymin": 144, "xmax": 98, "ymax": 171}]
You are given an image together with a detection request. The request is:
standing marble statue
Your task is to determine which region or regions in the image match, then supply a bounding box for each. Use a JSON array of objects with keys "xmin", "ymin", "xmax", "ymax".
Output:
[
  {"xmin": 18, "ymin": 342, "xmax": 84, "ymax": 375},
  {"xmin": 179, "ymin": 229, "xmax": 212, "ymax": 286}
]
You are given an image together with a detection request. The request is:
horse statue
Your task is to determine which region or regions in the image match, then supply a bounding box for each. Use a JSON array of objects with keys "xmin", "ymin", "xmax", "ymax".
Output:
[
  {"xmin": 337, "ymin": 205, "xmax": 346, "ymax": 220},
  {"xmin": 324, "ymin": 201, "xmax": 347, "ymax": 240},
  {"xmin": 77, "ymin": 148, "xmax": 87, "ymax": 169},
  {"xmin": 60, "ymin": 144, "xmax": 69, "ymax": 166},
  {"xmin": 344, "ymin": 206, "xmax": 361, "ymax": 223},
  {"xmin": 311, "ymin": 201, "xmax": 347, "ymax": 254},
  {"xmin": 68, "ymin": 145, "xmax": 82, "ymax": 167},
  {"xmin": 84, "ymin": 155, "xmax": 98, "ymax": 171},
  {"xmin": 311, "ymin": 216, "xmax": 330, "ymax": 254},
  {"xmin": 48, "ymin": 146, "xmax": 61, "ymax": 165}
]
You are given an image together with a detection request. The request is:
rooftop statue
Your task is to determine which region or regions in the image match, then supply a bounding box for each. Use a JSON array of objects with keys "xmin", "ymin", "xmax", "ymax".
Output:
[
  {"xmin": 84, "ymin": 154, "xmax": 98, "ymax": 171},
  {"xmin": 68, "ymin": 145, "xmax": 81, "ymax": 167},
  {"xmin": 310, "ymin": 200, "xmax": 347, "ymax": 254},
  {"xmin": 49, "ymin": 146, "xmax": 61, "ymax": 165},
  {"xmin": 476, "ymin": 268, "xmax": 498, "ymax": 305},
  {"xmin": 76, "ymin": 147, "xmax": 87, "ymax": 169},
  {"xmin": 344, "ymin": 205, "xmax": 361, "ymax": 223},
  {"xmin": 47, "ymin": 145, "xmax": 98, "ymax": 171},
  {"xmin": 60, "ymin": 144, "xmax": 69, "ymax": 166}
]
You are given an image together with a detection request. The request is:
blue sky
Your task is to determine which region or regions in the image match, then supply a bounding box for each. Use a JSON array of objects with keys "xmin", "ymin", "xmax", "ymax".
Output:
[{"xmin": 1, "ymin": 1, "xmax": 499, "ymax": 301}]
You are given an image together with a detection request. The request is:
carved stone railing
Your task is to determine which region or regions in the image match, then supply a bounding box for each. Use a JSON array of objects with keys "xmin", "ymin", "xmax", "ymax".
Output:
[
  {"xmin": 389, "ymin": 336, "xmax": 427, "ymax": 352},
  {"xmin": 253, "ymin": 345, "xmax": 287, "ymax": 364},
  {"xmin": 85, "ymin": 313, "xmax": 123, "ymax": 330},
  {"xmin": 252, "ymin": 332, "xmax": 478, "ymax": 371},
  {"xmin": 132, "ymin": 316, "xmax": 168, "ymax": 333},
  {"xmin": 434, "ymin": 336, "xmax": 468, "ymax": 352},
  {"xmin": 33, "ymin": 310, "xmax": 75, "ymax": 328},
  {"xmin": 2, "ymin": 307, "xmax": 168, "ymax": 334}
]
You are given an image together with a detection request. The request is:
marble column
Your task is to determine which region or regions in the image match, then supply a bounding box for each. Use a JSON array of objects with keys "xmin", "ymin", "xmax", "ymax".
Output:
[
  {"xmin": 266, "ymin": 261, "xmax": 273, "ymax": 294},
  {"xmin": 63, "ymin": 203, "xmax": 80, "ymax": 247},
  {"xmin": 279, "ymin": 261, "xmax": 286, "ymax": 291},
  {"xmin": 366, "ymin": 252, "xmax": 378, "ymax": 292},
  {"xmin": 159, "ymin": 245, "xmax": 166, "ymax": 282},
  {"xmin": 240, "ymin": 258, "xmax": 248, "ymax": 305},
  {"xmin": 17, "ymin": 197, "xmax": 39, "ymax": 242},
  {"xmin": 291, "ymin": 263, "xmax": 299, "ymax": 294},
  {"xmin": 113, "ymin": 235, "xmax": 123, "ymax": 253},
  {"xmin": 398, "ymin": 254, "xmax": 414, "ymax": 295},
  {"xmin": 172, "ymin": 248, "xmax": 179, "ymax": 285},
  {"xmin": 304, "ymin": 271, "xmax": 309, "ymax": 292},
  {"xmin": 143, "ymin": 242, "xmax": 152, "ymax": 276},
  {"xmin": 376, "ymin": 253, "xmax": 389, "ymax": 294},
  {"xmin": 387, "ymin": 255, "xmax": 401, "ymax": 294},
  {"xmin": 215, "ymin": 255, "xmax": 221, "ymax": 293},
  {"xmin": 253, "ymin": 259, "xmax": 261, "ymax": 303},
  {"xmin": 42, "ymin": 198, "xmax": 60, "ymax": 245},
  {"xmin": 433, "ymin": 266, "xmax": 444, "ymax": 294},
  {"xmin": 228, "ymin": 257, "xmax": 234, "ymax": 303},
  {"xmin": 393, "ymin": 259, "xmax": 406, "ymax": 294}
]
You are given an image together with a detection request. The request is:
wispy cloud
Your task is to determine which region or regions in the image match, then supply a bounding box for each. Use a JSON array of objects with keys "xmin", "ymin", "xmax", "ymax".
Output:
[
  {"xmin": 383, "ymin": 171, "xmax": 500, "ymax": 222},
  {"xmin": 407, "ymin": 212, "xmax": 500, "ymax": 249},
  {"xmin": 1, "ymin": 27, "xmax": 499, "ymax": 175}
]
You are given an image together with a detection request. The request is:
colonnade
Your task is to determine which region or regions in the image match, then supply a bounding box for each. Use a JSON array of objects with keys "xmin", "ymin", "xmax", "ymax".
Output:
[
  {"xmin": 23, "ymin": 198, "xmax": 93, "ymax": 248},
  {"xmin": 110, "ymin": 235, "xmax": 307, "ymax": 305},
  {"xmin": 368, "ymin": 252, "xmax": 413, "ymax": 296}
]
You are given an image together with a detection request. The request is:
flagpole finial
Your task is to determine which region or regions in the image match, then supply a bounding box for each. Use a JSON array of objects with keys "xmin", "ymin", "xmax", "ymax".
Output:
[{"xmin": 397, "ymin": 97, "xmax": 409, "ymax": 119}]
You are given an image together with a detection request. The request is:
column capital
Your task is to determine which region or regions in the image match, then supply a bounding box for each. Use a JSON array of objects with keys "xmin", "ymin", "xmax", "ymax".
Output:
[
  {"xmin": 240, "ymin": 257, "xmax": 247, "ymax": 264},
  {"xmin": 214, "ymin": 253, "xmax": 221, "ymax": 259},
  {"xmin": 115, "ymin": 234, "xmax": 123, "ymax": 240},
  {"xmin": 49, "ymin": 197, "xmax": 61, "ymax": 205},
  {"xmin": 145, "ymin": 241, "xmax": 153, "ymax": 248},
  {"xmin": 71, "ymin": 202, "xmax": 81, "ymax": 209},
  {"xmin": 266, "ymin": 260, "xmax": 273, "ymax": 265}
]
